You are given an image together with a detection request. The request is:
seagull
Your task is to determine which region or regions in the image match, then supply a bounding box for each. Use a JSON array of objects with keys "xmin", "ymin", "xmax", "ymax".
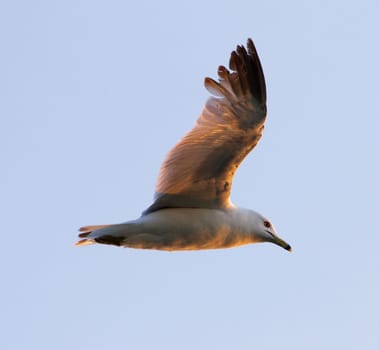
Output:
[{"xmin": 76, "ymin": 39, "xmax": 291, "ymax": 252}]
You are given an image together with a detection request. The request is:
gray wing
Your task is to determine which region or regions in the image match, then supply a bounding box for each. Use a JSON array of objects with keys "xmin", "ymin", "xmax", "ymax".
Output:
[{"xmin": 144, "ymin": 39, "xmax": 267, "ymax": 214}]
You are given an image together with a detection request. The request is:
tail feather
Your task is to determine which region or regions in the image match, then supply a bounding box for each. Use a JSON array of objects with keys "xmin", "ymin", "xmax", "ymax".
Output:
[
  {"xmin": 75, "ymin": 224, "xmax": 111, "ymax": 245},
  {"xmin": 75, "ymin": 239, "xmax": 96, "ymax": 246},
  {"xmin": 75, "ymin": 222, "xmax": 146, "ymax": 248},
  {"xmin": 79, "ymin": 225, "xmax": 109, "ymax": 234}
]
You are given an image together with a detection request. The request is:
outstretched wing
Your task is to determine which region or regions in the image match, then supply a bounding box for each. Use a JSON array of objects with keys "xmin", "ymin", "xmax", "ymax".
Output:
[{"xmin": 144, "ymin": 39, "xmax": 267, "ymax": 214}]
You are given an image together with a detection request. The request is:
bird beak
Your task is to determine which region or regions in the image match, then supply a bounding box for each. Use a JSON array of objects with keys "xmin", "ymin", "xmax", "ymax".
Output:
[
  {"xmin": 274, "ymin": 236, "xmax": 292, "ymax": 252},
  {"xmin": 267, "ymin": 231, "xmax": 292, "ymax": 252}
]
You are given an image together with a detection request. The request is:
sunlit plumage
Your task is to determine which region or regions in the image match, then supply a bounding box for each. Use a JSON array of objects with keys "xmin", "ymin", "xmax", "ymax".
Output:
[{"xmin": 76, "ymin": 39, "xmax": 291, "ymax": 252}]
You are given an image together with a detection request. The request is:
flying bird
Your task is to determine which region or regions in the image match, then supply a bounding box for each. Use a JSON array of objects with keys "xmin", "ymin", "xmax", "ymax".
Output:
[{"xmin": 76, "ymin": 39, "xmax": 291, "ymax": 252}]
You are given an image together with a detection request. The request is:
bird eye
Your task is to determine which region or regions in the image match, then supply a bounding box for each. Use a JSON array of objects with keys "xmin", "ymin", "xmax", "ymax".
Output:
[{"xmin": 263, "ymin": 220, "xmax": 271, "ymax": 228}]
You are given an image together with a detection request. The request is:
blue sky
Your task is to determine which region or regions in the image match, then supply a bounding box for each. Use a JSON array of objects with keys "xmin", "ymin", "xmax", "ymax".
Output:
[{"xmin": 2, "ymin": 1, "xmax": 379, "ymax": 349}]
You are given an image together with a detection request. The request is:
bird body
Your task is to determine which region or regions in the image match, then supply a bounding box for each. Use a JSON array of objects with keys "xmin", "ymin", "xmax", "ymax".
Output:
[
  {"xmin": 78, "ymin": 207, "xmax": 289, "ymax": 251},
  {"xmin": 76, "ymin": 39, "xmax": 292, "ymax": 252}
]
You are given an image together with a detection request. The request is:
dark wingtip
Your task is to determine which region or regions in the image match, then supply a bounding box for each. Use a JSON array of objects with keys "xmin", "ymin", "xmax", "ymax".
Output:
[
  {"xmin": 233, "ymin": 38, "xmax": 266, "ymax": 105},
  {"xmin": 78, "ymin": 231, "xmax": 92, "ymax": 238},
  {"xmin": 246, "ymin": 38, "xmax": 256, "ymax": 52}
]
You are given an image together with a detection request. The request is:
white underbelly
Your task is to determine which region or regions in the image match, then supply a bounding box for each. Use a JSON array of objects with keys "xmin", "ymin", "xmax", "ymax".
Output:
[{"xmin": 126, "ymin": 208, "xmax": 253, "ymax": 251}]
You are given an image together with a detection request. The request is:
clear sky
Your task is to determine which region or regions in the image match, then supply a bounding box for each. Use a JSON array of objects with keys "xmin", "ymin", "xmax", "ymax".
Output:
[{"xmin": 2, "ymin": 1, "xmax": 379, "ymax": 349}]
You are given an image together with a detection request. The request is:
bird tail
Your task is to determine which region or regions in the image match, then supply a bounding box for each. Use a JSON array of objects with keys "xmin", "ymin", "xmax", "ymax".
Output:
[
  {"xmin": 75, "ymin": 223, "xmax": 138, "ymax": 247},
  {"xmin": 75, "ymin": 224, "xmax": 112, "ymax": 246}
]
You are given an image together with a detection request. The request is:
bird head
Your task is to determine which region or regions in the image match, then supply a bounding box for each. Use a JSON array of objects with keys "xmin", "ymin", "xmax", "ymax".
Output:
[{"xmin": 252, "ymin": 211, "xmax": 292, "ymax": 252}]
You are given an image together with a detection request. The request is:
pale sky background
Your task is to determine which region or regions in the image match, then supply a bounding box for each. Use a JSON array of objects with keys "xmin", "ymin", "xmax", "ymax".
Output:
[{"xmin": 1, "ymin": 1, "xmax": 379, "ymax": 349}]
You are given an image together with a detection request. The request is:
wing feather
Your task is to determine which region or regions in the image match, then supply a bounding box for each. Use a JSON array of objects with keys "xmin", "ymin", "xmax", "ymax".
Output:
[{"xmin": 144, "ymin": 39, "xmax": 267, "ymax": 214}]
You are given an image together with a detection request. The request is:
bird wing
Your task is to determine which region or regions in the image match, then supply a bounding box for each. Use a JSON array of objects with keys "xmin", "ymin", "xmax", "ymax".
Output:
[{"xmin": 143, "ymin": 39, "xmax": 267, "ymax": 214}]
